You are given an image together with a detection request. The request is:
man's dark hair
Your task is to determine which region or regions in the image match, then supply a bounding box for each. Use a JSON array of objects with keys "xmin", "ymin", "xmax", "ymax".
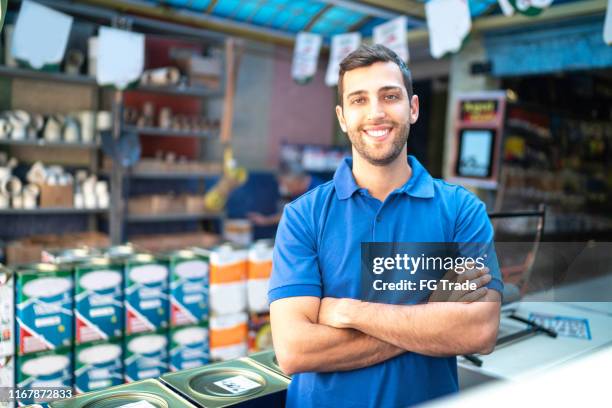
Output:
[{"xmin": 338, "ymin": 44, "xmax": 413, "ymax": 107}]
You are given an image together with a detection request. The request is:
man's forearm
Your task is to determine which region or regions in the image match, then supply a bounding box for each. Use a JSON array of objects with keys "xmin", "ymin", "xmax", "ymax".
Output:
[
  {"xmin": 340, "ymin": 292, "xmax": 501, "ymax": 357},
  {"xmin": 274, "ymin": 320, "xmax": 404, "ymax": 375}
]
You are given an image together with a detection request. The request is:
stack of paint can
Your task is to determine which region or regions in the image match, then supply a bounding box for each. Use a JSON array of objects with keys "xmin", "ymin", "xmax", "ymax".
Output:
[
  {"xmin": 168, "ymin": 249, "xmax": 210, "ymax": 372},
  {"xmin": 14, "ymin": 263, "xmax": 74, "ymax": 406},
  {"xmin": 247, "ymin": 240, "xmax": 274, "ymax": 353},
  {"xmin": 123, "ymin": 252, "xmax": 170, "ymax": 383},
  {"xmin": 208, "ymin": 244, "xmax": 249, "ymax": 361},
  {"xmin": 0, "ymin": 265, "xmax": 14, "ymax": 408},
  {"xmin": 73, "ymin": 257, "xmax": 124, "ymax": 394}
]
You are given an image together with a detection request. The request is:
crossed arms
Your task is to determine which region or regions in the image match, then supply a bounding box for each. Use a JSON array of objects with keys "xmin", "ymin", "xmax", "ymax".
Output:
[{"xmin": 270, "ymin": 272, "xmax": 501, "ymax": 376}]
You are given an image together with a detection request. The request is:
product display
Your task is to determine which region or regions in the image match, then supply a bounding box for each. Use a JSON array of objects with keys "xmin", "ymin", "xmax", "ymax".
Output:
[
  {"xmin": 160, "ymin": 358, "xmax": 290, "ymax": 408},
  {"xmin": 15, "ymin": 263, "xmax": 73, "ymax": 355},
  {"xmin": 124, "ymin": 254, "xmax": 170, "ymax": 335},
  {"xmin": 16, "ymin": 348, "xmax": 73, "ymax": 406},
  {"xmin": 169, "ymin": 323, "xmax": 210, "ymax": 372},
  {"xmin": 74, "ymin": 257, "xmax": 124, "ymax": 344},
  {"xmin": 0, "ymin": 266, "xmax": 14, "ymax": 358},
  {"xmin": 169, "ymin": 249, "xmax": 210, "ymax": 327},
  {"xmin": 247, "ymin": 240, "xmax": 273, "ymax": 314},
  {"xmin": 124, "ymin": 330, "xmax": 169, "ymax": 383},
  {"xmin": 74, "ymin": 339, "xmax": 123, "ymax": 394},
  {"xmin": 50, "ymin": 379, "xmax": 198, "ymax": 408},
  {"xmin": 209, "ymin": 245, "xmax": 248, "ymax": 316},
  {"xmin": 209, "ymin": 312, "xmax": 249, "ymax": 362}
]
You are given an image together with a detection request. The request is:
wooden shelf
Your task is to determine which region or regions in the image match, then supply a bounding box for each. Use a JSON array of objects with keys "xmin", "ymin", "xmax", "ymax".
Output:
[
  {"xmin": 124, "ymin": 125, "xmax": 219, "ymax": 139},
  {"xmin": 0, "ymin": 138, "xmax": 99, "ymax": 149},
  {"xmin": 0, "ymin": 208, "xmax": 107, "ymax": 215},
  {"xmin": 0, "ymin": 65, "xmax": 97, "ymax": 86},
  {"xmin": 126, "ymin": 212, "xmax": 225, "ymax": 223}
]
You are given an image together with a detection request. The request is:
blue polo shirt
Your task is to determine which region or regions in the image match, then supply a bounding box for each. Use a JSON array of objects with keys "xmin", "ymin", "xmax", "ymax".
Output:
[{"xmin": 269, "ymin": 156, "xmax": 503, "ymax": 408}]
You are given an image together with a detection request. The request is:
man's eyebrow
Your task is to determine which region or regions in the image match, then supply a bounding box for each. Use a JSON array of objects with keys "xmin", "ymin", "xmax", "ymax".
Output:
[
  {"xmin": 346, "ymin": 86, "xmax": 403, "ymax": 99},
  {"xmin": 346, "ymin": 90, "xmax": 367, "ymax": 99}
]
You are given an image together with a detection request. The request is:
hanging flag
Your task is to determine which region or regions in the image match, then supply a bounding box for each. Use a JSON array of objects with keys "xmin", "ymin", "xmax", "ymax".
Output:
[
  {"xmin": 373, "ymin": 16, "xmax": 409, "ymax": 62},
  {"xmin": 325, "ymin": 32, "xmax": 361, "ymax": 87},
  {"xmin": 11, "ymin": 0, "xmax": 73, "ymax": 69},
  {"xmin": 291, "ymin": 32, "xmax": 323, "ymax": 84},
  {"xmin": 605, "ymin": 0, "xmax": 612, "ymax": 45},
  {"xmin": 509, "ymin": 0, "xmax": 554, "ymax": 16},
  {"xmin": 497, "ymin": 0, "xmax": 515, "ymax": 16},
  {"xmin": 97, "ymin": 27, "xmax": 144, "ymax": 89},
  {"xmin": 426, "ymin": 0, "xmax": 471, "ymax": 59}
]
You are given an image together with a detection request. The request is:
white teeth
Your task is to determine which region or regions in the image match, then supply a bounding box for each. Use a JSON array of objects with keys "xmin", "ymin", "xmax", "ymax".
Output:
[{"xmin": 365, "ymin": 128, "xmax": 390, "ymax": 138}]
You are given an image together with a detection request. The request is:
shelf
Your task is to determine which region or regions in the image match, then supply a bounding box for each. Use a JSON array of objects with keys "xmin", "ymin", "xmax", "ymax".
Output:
[
  {"xmin": 0, "ymin": 65, "xmax": 97, "ymax": 86},
  {"xmin": 130, "ymin": 84, "xmax": 223, "ymax": 98},
  {"xmin": 0, "ymin": 138, "xmax": 99, "ymax": 149},
  {"xmin": 128, "ymin": 170, "xmax": 222, "ymax": 179},
  {"xmin": 0, "ymin": 208, "xmax": 107, "ymax": 215},
  {"xmin": 126, "ymin": 211, "xmax": 224, "ymax": 223},
  {"xmin": 125, "ymin": 126, "xmax": 218, "ymax": 139}
]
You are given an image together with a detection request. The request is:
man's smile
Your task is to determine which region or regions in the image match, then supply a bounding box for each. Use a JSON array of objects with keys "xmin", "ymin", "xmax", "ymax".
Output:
[{"xmin": 362, "ymin": 125, "xmax": 394, "ymax": 141}]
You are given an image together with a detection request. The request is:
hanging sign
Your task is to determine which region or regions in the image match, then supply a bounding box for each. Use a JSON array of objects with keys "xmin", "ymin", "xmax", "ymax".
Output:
[
  {"xmin": 97, "ymin": 26, "xmax": 144, "ymax": 89},
  {"xmin": 425, "ymin": 0, "xmax": 471, "ymax": 59},
  {"xmin": 604, "ymin": 0, "xmax": 612, "ymax": 45},
  {"xmin": 325, "ymin": 32, "xmax": 361, "ymax": 87},
  {"xmin": 373, "ymin": 16, "xmax": 409, "ymax": 62},
  {"xmin": 509, "ymin": 0, "xmax": 554, "ymax": 16},
  {"xmin": 11, "ymin": 0, "xmax": 73, "ymax": 69},
  {"xmin": 291, "ymin": 32, "xmax": 322, "ymax": 84}
]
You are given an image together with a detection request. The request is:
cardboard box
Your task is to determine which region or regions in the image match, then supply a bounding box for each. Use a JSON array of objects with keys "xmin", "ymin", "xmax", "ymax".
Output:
[
  {"xmin": 128, "ymin": 195, "xmax": 172, "ymax": 215},
  {"xmin": 39, "ymin": 183, "xmax": 73, "ymax": 208}
]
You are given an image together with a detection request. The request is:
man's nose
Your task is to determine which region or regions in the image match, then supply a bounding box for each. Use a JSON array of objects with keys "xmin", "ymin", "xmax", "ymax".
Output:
[{"xmin": 367, "ymin": 101, "xmax": 385, "ymax": 121}]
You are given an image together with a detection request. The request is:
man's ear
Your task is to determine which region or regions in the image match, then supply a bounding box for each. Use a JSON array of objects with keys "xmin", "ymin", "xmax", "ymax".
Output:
[
  {"xmin": 409, "ymin": 95, "xmax": 420, "ymax": 125},
  {"xmin": 335, "ymin": 105, "xmax": 347, "ymax": 133}
]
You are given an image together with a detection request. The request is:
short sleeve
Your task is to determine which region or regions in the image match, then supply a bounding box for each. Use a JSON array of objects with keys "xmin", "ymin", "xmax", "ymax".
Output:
[
  {"xmin": 453, "ymin": 188, "xmax": 504, "ymax": 296},
  {"xmin": 268, "ymin": 203, "xmax": 322, "ymax": 304}
]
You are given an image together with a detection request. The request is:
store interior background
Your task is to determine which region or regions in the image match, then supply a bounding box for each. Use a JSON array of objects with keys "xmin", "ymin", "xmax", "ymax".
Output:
[{"xmin": 0, "ymin": 0, "xmax": 611, "ymax": 406}]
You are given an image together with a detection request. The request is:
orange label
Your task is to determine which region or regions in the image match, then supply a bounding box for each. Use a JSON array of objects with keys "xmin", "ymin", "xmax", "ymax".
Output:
[
  {"xmin": 210, "ymin": 323, "xmax": 248, "ymax": 348},
  {"xmin": 210, "ymin": 261, "xmax": 247, "ymax": 284},
  {"xmin": 248, "ymin": 260, "xmax": 272, "ymax": 280}
]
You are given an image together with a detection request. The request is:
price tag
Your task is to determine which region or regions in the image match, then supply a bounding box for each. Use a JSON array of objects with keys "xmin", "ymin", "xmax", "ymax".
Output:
[
  {"xmin": 214, "ymin": 375, "xmax": 261, "ymax": 394},
  {"xmin": 529, "ymin": 313, "xmax": 592, "ymax": 340}
]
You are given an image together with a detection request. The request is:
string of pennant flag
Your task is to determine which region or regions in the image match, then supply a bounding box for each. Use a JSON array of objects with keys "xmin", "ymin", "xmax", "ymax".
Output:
[{"xmin": 291, "ymin": 0, "xmax": 568, "ymax": 86}]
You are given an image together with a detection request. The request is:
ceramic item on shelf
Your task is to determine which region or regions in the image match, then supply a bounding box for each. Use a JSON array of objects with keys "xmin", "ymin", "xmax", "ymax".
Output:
[
  {"xmin": 44, "ymin": 115, "xmax": 63, "ymax": 142},
  {"xmin": 63, "ymin": 115, "xmax": 81, "ymax": 143}
]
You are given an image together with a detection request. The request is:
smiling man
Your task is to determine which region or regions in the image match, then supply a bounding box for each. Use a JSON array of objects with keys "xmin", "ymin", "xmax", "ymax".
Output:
[{"xmin": 269, "ymin": 45, "xmax": 502, "ymax": 408}]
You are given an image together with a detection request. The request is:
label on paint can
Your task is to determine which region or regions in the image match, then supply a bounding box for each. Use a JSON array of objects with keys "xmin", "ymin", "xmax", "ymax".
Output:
[
  {"xmin": 75, "ymin": 340, "xmax": 123, "ymax": 393},
  {"xmin": 16, "ymin": 349, "xmax": 73, "ymax": 406},
  {"xmin": 125, "ymin": 257, "xmax": 169, "ymax": 335},
  {"xmin": 170, "ymin": 255, "xmax": 209, "ymax": 327},
  {"xmin": 0, "ymin": 267, "xmax": 14, "ymax": 358},
  {"xmin": 75, "ymin": 262, "xmax": 124, "ymax": 344},
  {"xmin": 124, "ymin": 332, "xmax": 168, "ymax": 383},
  {"xmin": 169, "ymin": 325, "xmax": 209, "ymax": 372},
  {"xmin": 117, "ymin": 402, "xmax": 157, "ymax": 408},
  {"xmin": 15, "ymin": 265, "xmax": 73, "ymax": 354},
  {"xmin": 214, "ymin": 375, "xmax": 261, "ymax": 394}
]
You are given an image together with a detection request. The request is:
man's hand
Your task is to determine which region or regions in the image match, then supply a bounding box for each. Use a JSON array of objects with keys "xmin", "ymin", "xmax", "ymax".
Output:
[
  {"xmin": 428, "ymin": 266, "xmax": 491, "ymax": 303},
  {"xmin": 248, "ymin": 212, "xmax": 272, "ymax": 226},
  {"xmin": 318, "ymin": 297, "xmax": 360, "ymax": 329}
]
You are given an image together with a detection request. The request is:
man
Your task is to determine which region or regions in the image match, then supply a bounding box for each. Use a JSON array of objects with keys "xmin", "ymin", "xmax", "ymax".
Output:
[
  {"xmin": 248, "ymin": 163, "xmax": 323, "ymax": 227},
  {"xmin": 269, "ymin": 45, "xmax": 502, "ymax": 407}
]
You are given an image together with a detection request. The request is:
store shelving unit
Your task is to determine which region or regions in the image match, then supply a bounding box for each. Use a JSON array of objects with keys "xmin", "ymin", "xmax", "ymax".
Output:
[
  {"xmin": 124, "ymin": 125, "xmax": 218, "ymax": 139},
  {"xmin": 125, "ymin": 211, "xmax": 224, "ymax": 223},
  {"xmin": 0, "ymin": 8, "xmax": 229, "ymax": 247}
]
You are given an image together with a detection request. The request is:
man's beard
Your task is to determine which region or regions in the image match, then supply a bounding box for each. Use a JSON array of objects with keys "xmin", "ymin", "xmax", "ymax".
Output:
[{"xmin": 347, "ymin": 121, "xmax": 410, "ymax": 166}]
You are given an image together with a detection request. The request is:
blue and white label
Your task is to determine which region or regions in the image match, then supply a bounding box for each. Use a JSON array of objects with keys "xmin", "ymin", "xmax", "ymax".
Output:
[
  {"xmin": 529, "ymin": 313, "xmax": 592, "ymax": 340},
  {"xmin": 170, "ymin": 326, "xmax": 209, "ymax": 371},
  {"xmin": 75, "ymin": 343, "xmax": 123, "ymax": 393},
  {"xmin": 125, "ymin": 264, "xmax": 169, "ymax": 334},
  {"xmin": 124, "ymin": 334, "xmax": 168, "ymax": 382},
  {"xmin": 76, "ymin": 269, "xmax": 124, "ymax": 343},
  {"xmin": 170, "ymin": 260, "xmax": 209, "ymax": 326}
]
